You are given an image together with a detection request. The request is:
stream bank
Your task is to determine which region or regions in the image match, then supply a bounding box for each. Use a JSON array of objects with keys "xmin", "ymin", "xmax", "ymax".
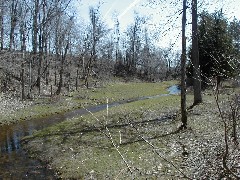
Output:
[
  {"xmin": 22, "ymin": 87, "xmax": 240, "ymax": 179},
  {"xmin": 0, "ymin": 83, "xmax": 180, "ymax": 179}
]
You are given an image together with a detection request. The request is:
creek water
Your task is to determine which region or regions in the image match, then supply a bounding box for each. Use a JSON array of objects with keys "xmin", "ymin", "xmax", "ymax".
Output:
[{"xmin": 0, "ymin": 85, "xmax": 180, "ymax": 179}]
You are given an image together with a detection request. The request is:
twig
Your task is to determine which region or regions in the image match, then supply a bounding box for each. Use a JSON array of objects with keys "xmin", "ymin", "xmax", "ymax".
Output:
[
  {"xmin": 213, "ymin": 89, "xmax": 240, "ymax": 179},
  {"xmin": 129, "ymin": 123, "xmax": 192, "ymax": 180},
  {"xmin": 114, "ymin": 167, "xmax": 128, "ymax": 180},
  {"xmin": 83, "ymin": 107, "xmax": 133, "ymax": 174}
]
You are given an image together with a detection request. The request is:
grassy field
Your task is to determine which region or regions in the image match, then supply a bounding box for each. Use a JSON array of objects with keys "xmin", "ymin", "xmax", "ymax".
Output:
[
  {"xmin": 22, "ymin": 81, "xmax": 240, "ymax": 179},
  {"xmin": 0, "ymin": 80, "xmax": 177, "ymax": 125}
]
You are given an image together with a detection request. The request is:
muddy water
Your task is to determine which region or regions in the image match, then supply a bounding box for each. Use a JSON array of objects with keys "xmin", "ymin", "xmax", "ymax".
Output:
[
  {"xmin": 0, "ymin": 114, "xmax": 64, "ymax": 179},
  {"xmin": 0, "ymin": 85, "xmax": 180, "ymax": 179}
]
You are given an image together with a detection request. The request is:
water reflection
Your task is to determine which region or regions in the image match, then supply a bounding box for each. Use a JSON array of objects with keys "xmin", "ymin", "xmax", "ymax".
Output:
[
  {"xmin": 0, "ymin": 85, "xmax": 180, "ymax": 179},
  {"xmin": 168, "ymin": 85, "xmax": 181, "ymax": 95},
  {"xmin": 0, "ymin": 116, "xmax": 59, "ymax": 179},
  {"xmin": 0, "ymin": 124, "xmax": 30, "ymax": 154}
]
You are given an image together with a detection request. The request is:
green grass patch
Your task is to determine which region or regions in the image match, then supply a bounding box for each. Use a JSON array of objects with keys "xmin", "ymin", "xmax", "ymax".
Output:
[
  {"xmin": 0, "ymin": 80, "xmax": 177, "ymax": 125},
  {"xmin": 23, "ymin": 90, "xmax": 183, "ymax": 179},
  {"xmin": 72, "ymin": 80, "xmax": 178, "ymax": 104},
  {"xmin": 0, "ymin": 98, "xmax": 80, "ymax": 125},
  {"xmin": 22, "ymin": 83, "xmax": 240, "ymax": 179}
]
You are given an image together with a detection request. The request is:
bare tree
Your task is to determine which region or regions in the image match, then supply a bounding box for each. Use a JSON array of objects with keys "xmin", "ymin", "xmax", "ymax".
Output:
[
  {"xmin": 126, "ymin": 15, "xmax": 142, "ymax": 74},
  {"xmin": 180, "ymin": 0, "xmax": 187, "ymax": 129},
  {"xmin": 0, "ymin": 0, "xmax": 4, "ymax": 50},
  {"xmin": 114, "ymin": 18, "xmax": 120, "ymax": 61},
  {"xmin": 32, "ymin": 0, "xmax": 39, "ymax": 54},
  {"xmin": 55, "ymin": 14, "xmax": 74, "ymax": 95},
  {"xmin": 84, "ymin": 6, "xmax": 105, "ymax": 88},
  {"xmin": 121, "ymin": 14, "xmax": 149, "ymax": 77},
  {"xmin": 9, "ymin": 0, "xmax": 18, "ymax": 50},
  {"xmin": 192, "ymin": 0, "xmax": 202, "ymax": 105},
  {"xmin": 18, "ymin": 1, "xmax": 28, "ymax": 53}
]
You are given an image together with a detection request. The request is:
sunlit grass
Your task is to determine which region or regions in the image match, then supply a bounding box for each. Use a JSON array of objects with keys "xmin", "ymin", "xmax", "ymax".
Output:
[
  {"xmin": 22, "ymin": 82, "xmax": 240, "ymax": 179},
  {"xmin": 0, "ymin": 80, "xmax": 177, "ymax": 125},
  {"xmin": 72, "ymin": 80, "xmax": 178, "ymax": 104},
  {"xmin": 23, "ymin": 84, "xmax": 182, "ymax": 179}
]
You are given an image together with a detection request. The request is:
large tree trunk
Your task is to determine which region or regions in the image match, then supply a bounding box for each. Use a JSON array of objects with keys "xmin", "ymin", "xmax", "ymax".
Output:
[
  {"xmin": 27, "ymin": 58, "xmax": 32, "ymax": 99},
  {"xmin": 56, "ymin": 43, "xmax": 69, "ymax": 95},
  {"xmin": 37, "ymin": 62, "xmax": 43, "ymax": 94},
  {"xmin": 20, "ymin": 12, "xmax": 26, "ymax": 99},
  {"xmin": 0, "ymin": 0, "xmax": 4, "ymax": 50},
  {"xmin": 37, "ymin": 31, "xmax": 42, "ymax": 94},
  {"xmin": 85, "ymin": 7, "xmax": 98, "ymax": 88},
  {"xmin": 42, "ymin": 0, "xmax": 49, "ymax": 86},
  {"xmin": 192, "ymin": 0, "xmax": 202, "ymax": 105},
  {"xmin": 56, "ymin": 66, "xmax": 63, "ymax": 95},
  {"xmin": 9, "ymin": 0, "xmax": 18, "ymax": 50},
  {"xmin": 20, "ymin": 22, "xmax": 26, "ymax": 52},
  {"xmin": 84, "ymin": 54, "xmax": 94, "ymax": 89},
  {"xmin": 21, "ymin": 62, "xmax": 25, "ymax": 100},
  {"xmin": 32, "ymin": 0, "xmax": 39, "ymax": 54},
  {"xmin": 180, "ymin": 0, "xmax": 187, "ymax": 129}
]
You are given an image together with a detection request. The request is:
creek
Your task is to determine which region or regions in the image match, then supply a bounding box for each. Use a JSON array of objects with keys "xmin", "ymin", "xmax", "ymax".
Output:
[{"xmin": 0, "ymin": 85, "xmax": 180, "ymax": 179}]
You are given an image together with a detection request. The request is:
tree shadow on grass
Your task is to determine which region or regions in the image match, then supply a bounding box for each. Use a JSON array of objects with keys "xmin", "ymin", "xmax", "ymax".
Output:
[
  {"xmin": 22, "ymin": 113, "xmax": 177, "ymax": 140},
  {"xmin": 22, "ymin": 112, "xmax": 184, "ymax": 150},
  {"xmin": 120, "ymin": 125, "xmax": 183, "ymax": 146}
]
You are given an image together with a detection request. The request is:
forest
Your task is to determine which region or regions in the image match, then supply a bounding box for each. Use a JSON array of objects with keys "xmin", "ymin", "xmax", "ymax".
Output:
[
  {"xmin": 0, "ymin": 0, "xmax": 240, "ymax": 179},
  {"xmin": 0, "ymin": 0, "xmax": 238, "ymax": 98},
  {"xmin": 0, "ymin": 0, "xmax": 183, "ymax": 99}
]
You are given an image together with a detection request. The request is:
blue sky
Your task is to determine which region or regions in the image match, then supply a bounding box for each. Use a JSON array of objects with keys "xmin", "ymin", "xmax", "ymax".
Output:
[
  {"xmin": 75, "ymin": 0, "xmax": 240, "ymax": 49},
  {"xmin": 75, "ymin": 0, "xmax": 148, "ymax": 29}
]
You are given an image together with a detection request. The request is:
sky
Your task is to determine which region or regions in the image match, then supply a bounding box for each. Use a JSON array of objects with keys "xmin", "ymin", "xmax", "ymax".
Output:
[{"xmin": 75, "ymin": 0, "xmax": 240, "ymax": 49}]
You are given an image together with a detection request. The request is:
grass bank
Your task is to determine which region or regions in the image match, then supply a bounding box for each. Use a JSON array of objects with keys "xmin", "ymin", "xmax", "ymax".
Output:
[
  {"xmin": 23, "ymin": 93, "xmax": 182, "ymax": 179},
  {"xmin": 0, "ymin": 80, "xmax": 177, "ymax": 125},
  {"xmin": 22, "ymin": 81, "xmax": 239, "ymax": 179}
]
